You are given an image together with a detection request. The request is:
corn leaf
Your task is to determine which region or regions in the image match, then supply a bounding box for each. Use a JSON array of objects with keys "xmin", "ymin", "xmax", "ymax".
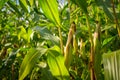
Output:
[
  {"xmin": 33, "ymin": 26, "xmax": 60, "ymax": 46},
  {"xmin": 47, "ymin": 46, "xmax": 70, "ymax": 80},
  {"xmin": 0, "ymin": 0, "xmax": 8, "ymax": 9},
  {"xmin": 18, "ymin": 26, "xmax": 34, "ymax": 43},
  {"xmin": 7, "ymin": 1, "xmax": 22, "ymax": 16},
  {"xmin": 102, "ymin": 36, "xmax": 115, "ymax": 47},
  {"xmin": 27, "ymin": 28, "xmax": 33, "ymax": 43},
  {"xmin": 71, "ymin": 0, "xmax": 88, "ymax": 14},
  {"xmin": 95, "ymin": 0, "xmax": 114, "ymax": 21},
  {"xmin": 19, "ymin": 0, "xmax": 28, "ymax": 12},
  {"xmin": 93, "ymin": 27, "xmax": 102, "ymax": 80},
  {"xmin": 103, "ymin": 50, "xmax": 120, "ymax": 80},
  {"xmin": 29, "ymin": 0, "xmax": 34, "ymax": 7},
  {"xmin": 39, "ymin": 0, "xmax": 61, "ymax": 26},
  {"xmin": 19, "ymin": 48, "xmax": 47, "ymax": 80}
]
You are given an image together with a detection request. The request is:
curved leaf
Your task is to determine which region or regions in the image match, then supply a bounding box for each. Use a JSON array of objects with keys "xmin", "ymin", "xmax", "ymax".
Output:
[
  {"xmin": 103, "ymin": 50, "xmax": 120, "ymax": 80},
  {"xmin": 19, "ymin": 47, "xmax": 47, "ymax": 80},
  {"xmin": 102, "ymin": 36, "xmax": 115, "ymax": 47},
  {"xmin": 95, "ymin": 0, "xmax": 114, "ymax": 21},
  {"xmin": 47, "ymin": 46, "xmax": 70, "ymax": 80},
  {"xmin": 71, "ymin": 0, "xmax": 88, "ymax": 14},
  {"xmin": 7, "ymin": 1, "xmax": 22, "ymax": 16},
  {"xmin": 33, "ymin": 26, "xmax": 60, "ymax": 45},
  {"xmin": 19, "ymin": 0, "xmax": 28, "ymax": 12},
  {"xmin": 29, "ymin": 0, "xmax": 34, "ymax": 7},
  {"xmin": 39, "ymin": 0, "xmax": 61, "ymax": 26}
]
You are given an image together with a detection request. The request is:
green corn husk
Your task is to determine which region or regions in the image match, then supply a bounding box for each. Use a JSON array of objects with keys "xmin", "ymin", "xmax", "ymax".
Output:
[
  {"xmin": 93, "ymin": 23, "xmax": 102, "ymax": 80},
  {"xmin": 64, "ymin": 22, "xmax": 76, "ymax": 69},
  {"xmin": 103, "ymin": 50, "xmax": 120, "ymax": 80}
]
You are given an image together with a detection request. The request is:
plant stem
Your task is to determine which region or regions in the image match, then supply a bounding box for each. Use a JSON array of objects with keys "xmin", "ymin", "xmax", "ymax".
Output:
[
  {"xmin": 46, "ymin": 0, "xmax": 64, "ymax": 54},
  {"xmin": 86, "ymin": 14, "xmax": 95, "ymax": 80},
  {"xmin": 111, "ymin": 0, "xmax": 120, "ymax": 37},
  {"xmin": 58, "ymin": 26, "xmax": 64, "ymax": 54}
]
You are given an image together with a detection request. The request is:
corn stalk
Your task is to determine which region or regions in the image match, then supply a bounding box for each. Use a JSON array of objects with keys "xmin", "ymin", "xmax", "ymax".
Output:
[{"xmin": 111, "ymin": 0, "xmax": 120, "ymax": 37}]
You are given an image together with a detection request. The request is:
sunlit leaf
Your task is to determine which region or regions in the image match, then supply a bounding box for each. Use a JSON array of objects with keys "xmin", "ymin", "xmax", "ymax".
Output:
[
  {"xmin": 70, "ymin": 7, "xmax": 80, "ymax": 17},
  {"xmin": 21, "ymin": 26, "xmax": 26, "ymax": 33},
  {"xmin": 0, "ymin": 0, "xmax": 8, "ymax": 9},
  {"xmin": 29, "ymin": 0, "xmax": 34, "ymax": 7},
  {"xmin": 39, "ymin": 0, "xmax": 61, "ymax": 26},
  {"xmin": 18, "ymin": 26, "xmax": 26, "ymax": 40},
  {"xmin": 102, "ymin": 36, "xmax": 115, "ymax": 47},
  {"xmin": 60, "ymin": 3, "xmax": 68, "ymax": 16},
  {"xmin": 19, "ymin": 0, "xmax": 28, "ymax": 12},
  {"xmin": 19, "ymin": 47, "xmax": 47, "ymax": 80},
  {"xmin": 103, "ymin": 50, "xmax": 120, "ymax": 80},
  {"xmin": 27, "ymin": 28, "xmax": 33, "ymax": 43},
  {"xmin": 47, "ymin": 46, "xmax": 70, "ymax": 80},
  {"xmin": 18, "ymin": 26, "xmax": 34, "ymax": 43}
]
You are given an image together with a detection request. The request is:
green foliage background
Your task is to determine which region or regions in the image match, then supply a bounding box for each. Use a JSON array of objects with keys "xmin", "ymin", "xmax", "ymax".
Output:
[{"xmin": 0, "ymin": 0, "xmax": 120, "ymax": 80}]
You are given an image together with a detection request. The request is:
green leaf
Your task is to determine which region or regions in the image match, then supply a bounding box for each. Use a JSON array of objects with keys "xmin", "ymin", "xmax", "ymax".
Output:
[
  {"xmin": 30, "ymin": 66, "xmax": 55, "ymax": 80},
  {"xmin": 4, "ymin": 49, "xmax": 20, "ymax": 65},
  {"xmin": 93, "ymin": 26, "xmax": 102, "ymax": 80},
  {"xmin": 95, "ymin": 0, "xmax": 114, "ymax": 21},
  {"xmin": 33, "ymin": 26, "xmax": 60, "ymax": 46},
  {"xmin": 71, "ymin": 0, "xmax": 88, "ymax": 14},
  {"xmin": 18, "ymin": 26, "xmax": 26, "ymax": 40},
  {"xmin": 29, "ymin": 0, "xmax": 34, "ymax": 7},
  {"xmin": 102, "ymin": 36, "xmax": 115, "ymax": 47},
  {"xmin": 27, "ymin": 28, "xmax": 33, "ymax": 43},
  {"xmin": 19, "ymin": 47, "xmax": 47, "ymax": 80},
  {"xmin": 0, "ymin": 0, "xmax": 8, "ymax": 9},
  {"xmin": 19, "ymin": 0, "xmax": 28, "ymax": 12},
  {"xmin": 7, "ymin": 1, "xmax": 22, "ymax": 16},
  {"xmin": 39, "ymin": 0, "xmax": 61, "ymax": 26},
  {"xmin": 18, "ymin": 26, "xmax": 34, "ymax": 43},
  {"xmin": 103, "ymin": 50, "xmax": 120, "ymax": 80},
  {"xmin": 70, "ymin": 7, "xmax": 80, "ymax": 17},
  {"xmin": 47, "ymin": 46, "xmax": 70, "ymax": 80}
]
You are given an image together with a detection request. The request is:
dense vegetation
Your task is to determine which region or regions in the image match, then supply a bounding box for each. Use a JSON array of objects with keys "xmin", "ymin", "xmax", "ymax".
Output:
[{"xmin": 0, "ymin": 0, "xmax": 120, "ymax": 80}]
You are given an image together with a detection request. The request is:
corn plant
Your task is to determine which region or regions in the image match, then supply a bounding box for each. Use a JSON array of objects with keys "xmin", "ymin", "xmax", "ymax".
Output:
[{"xmin": 0, "ymin": 0, "xmax": 120, "ymax": 80}]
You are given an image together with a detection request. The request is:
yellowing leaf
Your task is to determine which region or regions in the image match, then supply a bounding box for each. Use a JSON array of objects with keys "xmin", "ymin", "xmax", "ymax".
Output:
[
  {"xmin": 29, "ymin": 0, "xmax": 33, "ymax": 7},
  {"xmin": 18, "ymin": 27, "xmax": 33, "ymax": 43},
  {"xmin": 27, "ymin": 28, "xmax": 33, "ymax": 43}
]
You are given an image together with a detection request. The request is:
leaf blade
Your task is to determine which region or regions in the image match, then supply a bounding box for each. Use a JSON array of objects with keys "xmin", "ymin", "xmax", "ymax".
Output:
[
  {"xmin": 7, "ymin": 1, "xmax": 22, "ymax": 16},
  {"xmin": 95, "ymin": 0, "xmax": 114, "ymax": 21},
  {"xmin": 39, "ymin": 0, "xmax": 61, "ymax": 26},
  {"xmin": 103, "ymin": 50, "xmax": 120, "ymax": 80},
  {"xmin": 47, "ymin": 46, "xmax": 70, "ymax": 80},
  {"xmin": 19, "ymin": 0, "xmax": 28, "ymax": 12},
  {"xmin": 71, "ymin": 0, "xmax": 88, "ymax": 14},
  {"xmin": 19, "ymin": 48, "xmax": 47, "ymax": 80},
  {"xmin": 0, "ymin": 0, "xmax": 8, "ymax": 9}
]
